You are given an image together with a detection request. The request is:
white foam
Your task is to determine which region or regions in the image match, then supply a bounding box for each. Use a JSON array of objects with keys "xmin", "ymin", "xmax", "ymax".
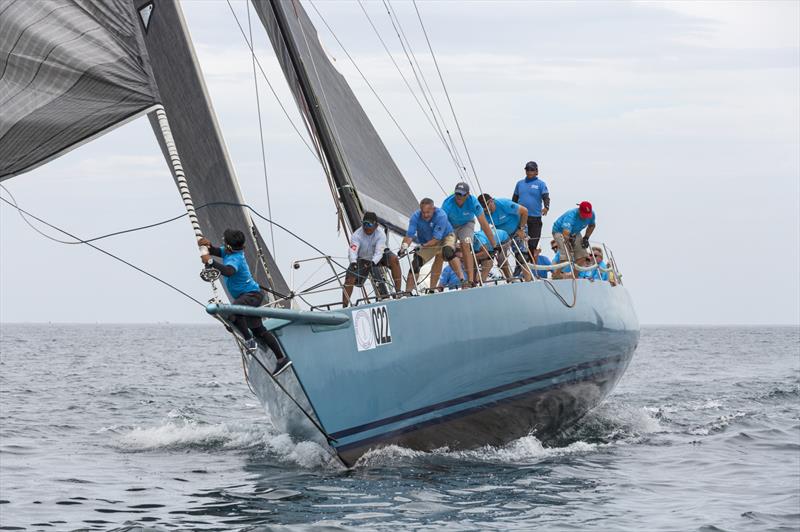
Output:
[{"xmin": 115, "ymin": 420, "xmax": 265, "ymax": 451}]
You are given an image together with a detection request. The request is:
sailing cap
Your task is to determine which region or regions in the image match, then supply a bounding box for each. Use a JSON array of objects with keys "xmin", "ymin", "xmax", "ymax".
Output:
[
  {"xmin": 223, "ymin": 228, "xmax": 246, "ymax": 250},
  {"xmin": 362, "ymin": 211, "xmax": 378, "ymax": 225},
  {"xmin": 454, "ymin": 182, "xmax": 470, "ymax": 196},
  {"xmin": 525, "ymin": 161, "xmax": 538, "ymax": 171},
  {"xmin": 577, "ymin": 201, "xmax": 593, "ymax": 219}
]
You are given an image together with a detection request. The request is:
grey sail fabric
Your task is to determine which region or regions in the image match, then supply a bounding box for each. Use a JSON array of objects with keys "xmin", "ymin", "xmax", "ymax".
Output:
[
  {"xmin": 0, "ymin": 0, "xmax": 160, "ymax": 180},
  {"xmin": 132, "ymin": 0, "xmax": 290, "ymax": 304},
  {"xmin": 251, "ymin": 0, "xmax": 418, "ymax": 234}
]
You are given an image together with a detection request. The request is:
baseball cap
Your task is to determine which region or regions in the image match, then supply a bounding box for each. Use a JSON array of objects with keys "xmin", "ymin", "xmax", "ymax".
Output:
[
  {"xmin": 524, "ymin": 161, "xmax": 538, "ymax": 171},
  {"xmin": 454, "ymin": 182, "xmax": 470, "ymax": 196},
  {"xmin": 362, "ymin": 211, "xmax": 378, "ymax": 226},
  {"xmin": 577, "ymin": 201, "xmax": 593, "ymax": 219}
]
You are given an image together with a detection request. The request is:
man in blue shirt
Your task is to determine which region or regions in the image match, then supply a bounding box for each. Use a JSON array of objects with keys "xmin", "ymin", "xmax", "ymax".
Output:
[
  {"xmin": 438, "ymin": 249, "xmax": 467, "ymax": 290},
  {"xmin": 401, "ymin": 197, "xmax": 463, "ymax": 291},
  {"xmin": 550, "ymin": 238, "xmax": 572, "ymax": 279},
  {"xmin": 512, "ymin": 161, "xmax": 550, "ymax": 256},
  {"xmin": 199, "ymin": 229, "xmax": 289, "ymax": 374},
  {"xmin": 530, "ymin": 247, "xmax": 551, "ymax": 279},
  {"xmin": 472, "ymin": 228, "xmax": 513, "ymax": 281},
  {"xmin": 441, "ymin": 182, "xmax": 497, "ymax": 287},
  {"xmin": 552, "ymin": 201, "xmax": 596, "ymax": 269},
  {"xmin": 477, "ymin": 193, "xmax": 532, "ymax": 281}
]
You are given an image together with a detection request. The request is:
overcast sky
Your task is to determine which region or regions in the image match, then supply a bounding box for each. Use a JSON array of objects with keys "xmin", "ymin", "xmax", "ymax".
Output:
[{"xmin": 1, "ymin": 0, "xmax": 798, "ymax": 325}]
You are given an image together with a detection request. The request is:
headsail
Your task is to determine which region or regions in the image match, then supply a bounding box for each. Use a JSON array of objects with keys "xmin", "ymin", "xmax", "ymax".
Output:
[
  {"xmin": 0, "ymin": 0, "xmax": 160, "ymax": 179},
  {"xmin": 251, "ymin": 0, "xmax": 418, "ymax": 234},
  {"xmin": 132, "ymin": 0, "xmax": 290, "ymax": 304}
]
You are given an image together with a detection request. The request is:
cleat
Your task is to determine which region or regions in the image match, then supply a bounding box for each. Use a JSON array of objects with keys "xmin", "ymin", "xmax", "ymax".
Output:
[{"xmin": 273, "ymin": 358, "xmax": 292, "ymax": 376}]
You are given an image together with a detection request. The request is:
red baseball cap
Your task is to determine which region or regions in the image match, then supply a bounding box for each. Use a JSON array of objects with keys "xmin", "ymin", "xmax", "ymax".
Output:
[{"xmin": 578, "ymin": 201, "xmax": 593, "ymax": 219}]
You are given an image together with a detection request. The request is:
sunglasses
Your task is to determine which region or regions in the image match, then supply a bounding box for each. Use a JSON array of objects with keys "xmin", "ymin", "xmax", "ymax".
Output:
[{"xmin": 362, "ymin": 221, "xmax": 376, "ymax": 228}]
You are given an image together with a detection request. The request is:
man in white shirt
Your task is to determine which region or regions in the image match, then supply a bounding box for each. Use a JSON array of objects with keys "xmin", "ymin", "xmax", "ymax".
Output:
[{"xmin": 342, "ymin": 212, "xmax": 402, "ymax": 307}]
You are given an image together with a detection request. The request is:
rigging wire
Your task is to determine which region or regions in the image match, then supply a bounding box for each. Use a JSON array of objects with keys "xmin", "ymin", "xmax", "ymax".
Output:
[
  {"xmin": 245, "ymin": 0, "xmax": 277, "ymax": 257},
  {"xmin": 412, "ymin": 0, "xmax": 483, "ymax": 193},
  {"xmin": 307, "ymin": 0, "xmax": 447, "ymax": 195},
  {"xmin": 382, "ymin": 0, "xmax": 471, "ymax": 187},
  {"xmin": 356, "ymin": 0, "xmax": 467, "ymax": 184},
  {"xmin": 224, "ymin": 0, "xmax": 319, "ymax": 162},
  {"xmin": 0, "ymin": 184, "xmax": 205, "ymax": 307}
]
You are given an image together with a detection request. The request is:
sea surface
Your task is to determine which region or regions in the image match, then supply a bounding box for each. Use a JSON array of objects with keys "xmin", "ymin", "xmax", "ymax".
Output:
[{"xmin": 0, "ymin": 324, "xmax": 798, "ymax": 531}]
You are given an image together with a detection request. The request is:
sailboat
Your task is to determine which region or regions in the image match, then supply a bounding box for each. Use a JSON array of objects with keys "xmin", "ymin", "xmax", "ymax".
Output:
[{"xmin": 0, "ymin": 0, "xmax": 639, "ymax": 467}]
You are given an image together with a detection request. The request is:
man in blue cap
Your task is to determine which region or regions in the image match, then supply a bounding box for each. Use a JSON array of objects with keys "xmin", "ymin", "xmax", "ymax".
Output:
[
  {"xmin": 441, "ymin": 181, "xmax": 497, "ymax": 286},
  {"xmin": 512, "ymin": 161, "xmax": 550, "ymax": 256}
]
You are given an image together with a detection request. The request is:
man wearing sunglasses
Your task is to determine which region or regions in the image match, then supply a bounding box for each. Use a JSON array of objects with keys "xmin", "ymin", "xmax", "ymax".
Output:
[
  {"xmin": 441, "ymin": 181, "xmax": 497, "ymax": 287},
  {"xmin": 477, "ymin": 193, "xmax": 531, "ymax": 279},
  {"xmin": 550, "ymin": 239, "xmax": 571, "ymax": 280},
  {"xmin": 401, "ymin": 198, "xmax": 463, "ymax": 291},
  {"xmin": 342, "ymin": 212, "xmax": 402, "ymax": 307}
]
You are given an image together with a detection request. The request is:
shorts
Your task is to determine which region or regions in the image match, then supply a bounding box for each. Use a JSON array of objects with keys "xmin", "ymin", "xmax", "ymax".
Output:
[
  {"xmin": 453, "ymin": 221, "xmax": 475, "ymax": 245},
  {"xmin": 553, "ymin": 232, "xmax": 589, "ymax": 262},
  {"xmin": 346, "ymin": 250, "xmax": 396, "ymax": 287},
  {"xmin": 415, "ymin": 232, "xmax": 457, "ymax": 264}
]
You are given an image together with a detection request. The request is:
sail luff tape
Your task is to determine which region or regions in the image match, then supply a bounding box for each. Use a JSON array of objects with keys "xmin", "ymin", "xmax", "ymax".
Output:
[{"xmin": 154, "ymin": 107, "xmax": 205, "ymax": 246}]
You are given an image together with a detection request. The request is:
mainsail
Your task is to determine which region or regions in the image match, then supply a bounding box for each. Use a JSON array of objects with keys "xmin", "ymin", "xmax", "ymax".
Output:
[
  {"xmin": 0, "ymin": 0, "xmax": 160, "ymax": 179},
  {"xmin": 251, "ymin": 0, "xmax": 418, "ymax": 234},
  {"xmin": 132, "ymin": 0, "xmax": 290, "ymax": 303}
]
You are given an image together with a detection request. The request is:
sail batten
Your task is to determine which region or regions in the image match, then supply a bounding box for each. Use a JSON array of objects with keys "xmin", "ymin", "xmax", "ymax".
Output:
[
  {"xmin": 251, "ymin": 0, "xmax": 418, "ymax": 234},
  {"xmin": 0, "ymin": 0, "xmax": 161, "ymax": 180}
]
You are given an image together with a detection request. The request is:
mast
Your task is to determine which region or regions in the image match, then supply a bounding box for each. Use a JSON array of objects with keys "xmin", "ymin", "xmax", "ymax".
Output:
[{"xmin": 264, "ymin": 0, "xmax": 362, "ymax": 232}]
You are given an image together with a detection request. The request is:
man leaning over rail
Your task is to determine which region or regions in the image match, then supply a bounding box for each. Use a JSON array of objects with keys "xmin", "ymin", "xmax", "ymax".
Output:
[
  {"xmin": 400, "ymin": 197, "xmax": 464, "ymax": 292},
  {"xmin": 551, "ymin": 201, "xmax": 596, "ymax": 271},
  {"xmin": 441, "ymin": 181, "xmax": 497, "ymax": 287},
  {"xmin": 199, "ymin": 229, "xmax": 289, "ymax": 374},
  {"xmin": 477, "ymin": 194, "xmax": 532, "ymax": 282},
  {"xmin": 473, "ymin": 228, "xmax": 512, "ymax": 282},
  {"xmin": 342, "ymin": 211, "xmax": 402, "ymax": 307}
]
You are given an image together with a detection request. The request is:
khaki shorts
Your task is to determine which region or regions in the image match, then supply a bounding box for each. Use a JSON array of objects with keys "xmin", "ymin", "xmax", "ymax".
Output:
[
  {"xmin": 453, "ymin": 221, "xmax": 475, "ymax": 245},
  {"xmin": 553, "ymin": 232, "xmax": 589, "ymax": 262},
  {"xmin": 416, "ymin": 232, "xmax": 457, "ymax": 264}
]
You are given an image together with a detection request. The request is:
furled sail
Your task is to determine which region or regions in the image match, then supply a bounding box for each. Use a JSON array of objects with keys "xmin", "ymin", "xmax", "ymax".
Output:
[
  {"xmin": 132, "ymin": 0, "xmax": 290, "ymax": 304},
  {"xmin": 251, "ymin": 0, "xmax": 418, "ymax": 234},
  {"xmin": 0, "ymin": 0, "xmax": 160, "ymax": 179}
]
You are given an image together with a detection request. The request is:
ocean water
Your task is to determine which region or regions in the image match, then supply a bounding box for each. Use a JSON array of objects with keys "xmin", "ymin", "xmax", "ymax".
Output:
[{"xmin": 0, "ymin": 324, "xmax": 798, "ymax": 531}]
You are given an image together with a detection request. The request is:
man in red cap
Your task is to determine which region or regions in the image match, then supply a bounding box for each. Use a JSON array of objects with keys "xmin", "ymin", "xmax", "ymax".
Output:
[{"xmin": 551, "ymin": 201, "xmax": 596, "ymax": 269}]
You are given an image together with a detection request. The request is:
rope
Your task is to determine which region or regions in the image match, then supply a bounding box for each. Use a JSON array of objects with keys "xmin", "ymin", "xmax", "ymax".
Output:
[
  {"xmin": 307, "ymin": 0, "xmax": 447, "ymax": 194},
  {"xmin": 0, "ymin": 185, "xmax": 205, "ymax": 307},
  {"xmin": 245, "ymin": 1, "xmax": 277, "ymax": 257}
]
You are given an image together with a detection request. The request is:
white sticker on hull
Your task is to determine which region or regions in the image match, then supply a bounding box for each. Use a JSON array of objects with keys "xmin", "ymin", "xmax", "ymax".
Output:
[{"xmin": 353, "ymin": 305, "xmax": 392, "ymax": 351}]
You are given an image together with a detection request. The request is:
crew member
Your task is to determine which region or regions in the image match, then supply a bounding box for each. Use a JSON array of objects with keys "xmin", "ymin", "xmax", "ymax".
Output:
[
  {"xmin": 342, "ymin": 212, "xmax": 402, "ymax": 307},
  {"xmin": 477, "ymin": 194, "xmax": 532, "ymax": 280},
  {"xmin": 551, "ymin": 201, "xmax": 596, "ymax": 269},
  {"xmin": 438, "ymin": 249, "xmax": 467, "ymax": 290},
  {"xmin": 441, "ymin": 182, "xmax": 497, "ymax": 287},
  {"xmin": 512, "ymin": 161, "xmax": 550, "ymax": 254},
  {"xmin": 473, "ymin": 228, "xmax": 513, "ymax": 281},
  {"xmin": 401, "ymin": 198, "xmax": 463, "ymax": 291},
  {"xmin": 199, "ymin": 230, "xmax": 289, "ymax": 374}
]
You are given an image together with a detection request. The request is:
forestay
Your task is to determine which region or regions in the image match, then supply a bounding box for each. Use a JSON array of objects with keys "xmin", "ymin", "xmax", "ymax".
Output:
[
  {"xmin": 251, "ymin": 0, "xmax": 418, "ymax": 234},
  {"xmin": 0, "ymin": 0, "xmax": 160, "ymax": 179}
]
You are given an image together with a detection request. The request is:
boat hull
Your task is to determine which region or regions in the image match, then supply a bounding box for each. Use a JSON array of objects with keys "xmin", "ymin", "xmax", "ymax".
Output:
[{"xmin": 247, "ymin": 280, "xmax": 639, "ymax": 467}]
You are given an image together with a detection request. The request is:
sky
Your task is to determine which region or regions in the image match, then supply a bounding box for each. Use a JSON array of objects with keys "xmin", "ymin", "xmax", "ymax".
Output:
[{"xmin": 1, "ymin": 0, "xmax": 798, "ymax": 325}]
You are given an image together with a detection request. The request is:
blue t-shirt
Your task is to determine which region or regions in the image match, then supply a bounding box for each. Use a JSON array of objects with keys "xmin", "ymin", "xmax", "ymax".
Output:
[
  {"xmin": 552, "ymin": 207, "xmax": 596, "ymax": 236},
  {"xmin": 441, "ymin": 194, "xmax": 483, "ymax": 226},
  {"xmin": 220, "ymin": 248, "xmax": 261, "ymax": 298},
  {"xmin": 472, "ymin": 228, "xmax": 510, "ymax": 252},
  {"xmin": 438, "ymin": 265, "xmax": 465, "ymax": 290},
  {"xmin": 552, "ymin": 251, "xmax": 571, "ymax": 274},
  {"xmin": 488, "ymin": 198, "xmax": 521, "ymax": 234},
  {"xmin": 406, "ymin": 207, "xmax": 453, "ymax": 244},
  {"xmin": 513, "ymin": 177, "xmax": 549, "ymax": 217},
  {"xmin": 533, "ymin": 255, "xmax": 551, "ymax": 279}
]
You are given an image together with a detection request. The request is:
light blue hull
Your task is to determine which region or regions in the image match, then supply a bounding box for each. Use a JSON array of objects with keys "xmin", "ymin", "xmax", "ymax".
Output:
[{"xmin": 246, "ymin": 280, "xmax": 639, "ymax": 466}]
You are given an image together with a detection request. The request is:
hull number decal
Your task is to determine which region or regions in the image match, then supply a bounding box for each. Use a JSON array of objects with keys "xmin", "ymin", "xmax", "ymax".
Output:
[{"xmin": 353, "ymin": 305, "xmax": 392, "ymax": 351}]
